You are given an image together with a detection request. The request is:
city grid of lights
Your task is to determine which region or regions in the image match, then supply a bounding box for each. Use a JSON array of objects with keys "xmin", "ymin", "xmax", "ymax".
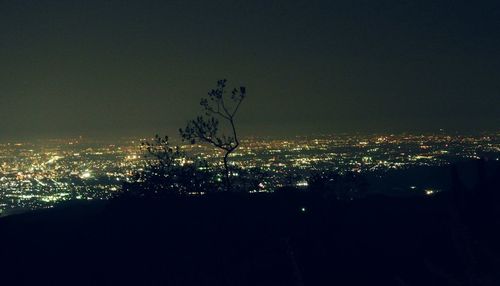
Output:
[{"xmin": 0, "ymin": 133, "xmax": 498, "ymax": 215}]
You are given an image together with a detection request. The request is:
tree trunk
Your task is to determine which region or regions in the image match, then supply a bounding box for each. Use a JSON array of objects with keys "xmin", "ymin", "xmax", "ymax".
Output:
[{"xmin": 223, "ymin": 151, "xmax": 231, "ymax": 191}]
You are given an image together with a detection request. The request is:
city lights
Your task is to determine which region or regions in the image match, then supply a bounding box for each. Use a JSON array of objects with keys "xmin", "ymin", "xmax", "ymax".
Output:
[{"xmin": 0, "ymin": 133, "xmax": 498, "ymax": 214}]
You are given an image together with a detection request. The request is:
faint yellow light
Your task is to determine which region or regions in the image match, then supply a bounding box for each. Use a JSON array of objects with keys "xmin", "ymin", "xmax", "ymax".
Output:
[
  {"xmin": 296, "ymin": 181, "xmax": 309, "ymax": 187},
  {"xmin": 47, "ymin": 156, "xmax": 62, "ymax": 164},
  {"xmin": 81, "ymin": 171, "xmax": 92, "ymax": 179}
]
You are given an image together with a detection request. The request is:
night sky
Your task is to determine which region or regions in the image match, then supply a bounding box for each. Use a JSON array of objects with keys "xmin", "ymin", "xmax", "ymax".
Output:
[{"xmin": 1, "ymin": 0, "xmax": 499, "ymax": 140}]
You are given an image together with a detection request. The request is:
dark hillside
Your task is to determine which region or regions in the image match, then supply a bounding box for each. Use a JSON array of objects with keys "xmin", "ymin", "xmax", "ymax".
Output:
[{"xmin": 1, "ymin": 188, "xmax": 499, "ymax": 286}]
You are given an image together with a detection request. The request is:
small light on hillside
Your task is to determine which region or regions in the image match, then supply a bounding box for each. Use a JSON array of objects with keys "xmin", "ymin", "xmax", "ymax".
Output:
[{"xmin": 425, "ymin": 189, "xmax": 438, "ymax": 196}]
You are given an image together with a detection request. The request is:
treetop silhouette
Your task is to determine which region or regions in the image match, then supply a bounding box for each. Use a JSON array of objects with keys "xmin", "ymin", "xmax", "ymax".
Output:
[{"xmin": 180, "ymin": 79, "xmax": 246, "ymax": 190}]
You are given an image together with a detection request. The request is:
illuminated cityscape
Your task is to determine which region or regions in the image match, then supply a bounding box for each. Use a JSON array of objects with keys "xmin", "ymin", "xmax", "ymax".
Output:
[
  {"xmin": 1, "ymin": 0, "xmax": 499, "ymax": 284},
  {"xmin": 1, "ymin": 133, "xmax": 498, "ymax": 215}
]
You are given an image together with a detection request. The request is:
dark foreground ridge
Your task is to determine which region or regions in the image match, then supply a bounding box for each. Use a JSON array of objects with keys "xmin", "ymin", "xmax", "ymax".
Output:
[{"xmin": 1, "ymin": 181, "xmax": 500, "ymax": 286}]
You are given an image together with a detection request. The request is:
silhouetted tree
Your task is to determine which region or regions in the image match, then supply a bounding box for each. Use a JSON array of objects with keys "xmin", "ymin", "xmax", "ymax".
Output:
[
  {"xmin": 143, "ymin": 134, "xmax": 183, "ymax": 171},
  {"xmin": 180, "ymin": 79, "xmax": 246, "ymax": 191},
  {"xmin": 124, "ymin": 135, "xmax": 215, "ymax": 197}
]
